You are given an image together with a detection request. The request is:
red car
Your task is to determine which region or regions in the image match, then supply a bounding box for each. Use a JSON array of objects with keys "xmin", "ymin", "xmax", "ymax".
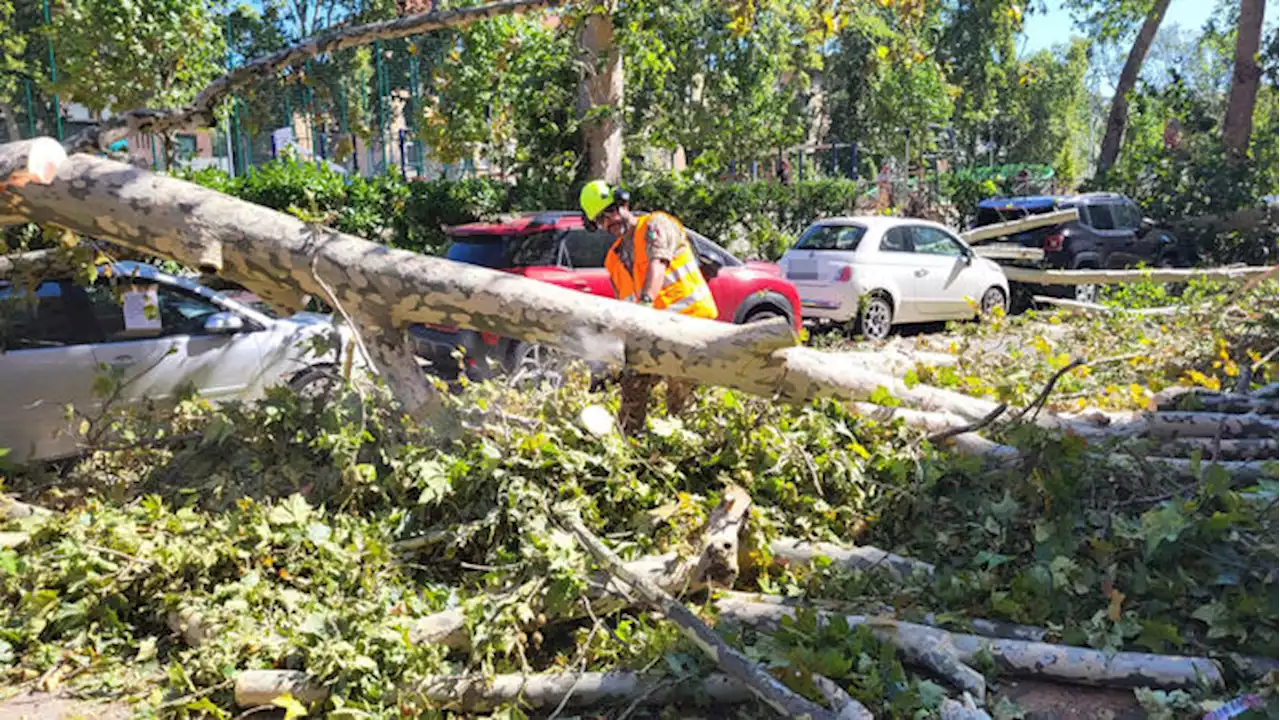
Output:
[{"xmin": 410, "ymin": 210, "xmax": 801, "ymax": 382}]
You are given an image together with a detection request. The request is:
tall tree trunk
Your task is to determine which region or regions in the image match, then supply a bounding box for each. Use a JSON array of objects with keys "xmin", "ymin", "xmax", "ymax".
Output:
[
  {"xmin": 1223, "ymin": 0, "xmax": 1265, "ymax": 159},
  {"xmin": 1096, "ymin": 0, "xmax": 1172, "ymax": 175},
  {"xmin": 0, "ymin": 101, "xmax": 22, "ymax": 142},
  {"xmin": 577, "ymin": 1, "xmax": 623, "ymax": 183}
]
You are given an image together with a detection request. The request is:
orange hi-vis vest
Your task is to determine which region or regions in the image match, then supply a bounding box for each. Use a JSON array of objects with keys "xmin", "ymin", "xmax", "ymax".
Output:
[{"xmin": 604, "ymin": 212, "xmax": 718, "ymax": 320}]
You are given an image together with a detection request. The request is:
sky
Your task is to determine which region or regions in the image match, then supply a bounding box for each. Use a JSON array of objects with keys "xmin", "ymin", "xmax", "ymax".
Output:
[{"xmin": 1020, "ymin": 0, "xmax": 1277, "ymax": 54}]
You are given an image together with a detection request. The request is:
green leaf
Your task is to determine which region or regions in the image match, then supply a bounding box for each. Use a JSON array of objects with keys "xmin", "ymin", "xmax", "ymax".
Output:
[
  {"xmin": 272, "ymin": 692, "xmax": 310, "ymax": 720},
  {"xmin": 1140, "ymin": 503, "xmax": 1190, "ymax": 558},
  {"xmin": 268, "ymin": 494, "xmax": 313, "ymax": 527}
]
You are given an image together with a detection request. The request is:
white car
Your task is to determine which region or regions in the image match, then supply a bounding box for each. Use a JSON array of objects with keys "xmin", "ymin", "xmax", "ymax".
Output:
[
  {"xmin": 777, "ymin": 216, "xmax": 1010, "ymax": 339},
  {"xmin": 0, "ymin": 261, "xmax": 359, "ymax": 463}
]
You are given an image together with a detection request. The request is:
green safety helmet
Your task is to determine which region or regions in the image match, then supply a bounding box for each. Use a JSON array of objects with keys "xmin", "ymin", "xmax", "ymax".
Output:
[{"xmin": 580, "ymin": 180, "xmax": 627, "ymax": 221}]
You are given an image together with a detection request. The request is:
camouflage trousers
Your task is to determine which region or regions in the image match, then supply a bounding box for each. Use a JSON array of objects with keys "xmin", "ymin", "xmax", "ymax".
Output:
[{"xmin": 618, "ymin": 370, "xmax": 698, "ymax": 436}]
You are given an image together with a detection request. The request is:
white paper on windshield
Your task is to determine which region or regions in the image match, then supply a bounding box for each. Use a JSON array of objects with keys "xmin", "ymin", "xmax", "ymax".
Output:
[{"xmin": 122, "ymin": 287, "xmax": 161, "ymax": 332}]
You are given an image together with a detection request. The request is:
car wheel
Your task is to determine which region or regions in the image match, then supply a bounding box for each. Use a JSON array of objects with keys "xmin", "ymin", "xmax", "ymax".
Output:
[
  {"xmin": 979, "ymin": 287, "xmax": 1007, "ymax": 316},
  {"xmin": 1073, "ymin": 281, "xmax": 1099, "ymax": 304},
  {"xmin": 1157, "ymin": 258, "xmax": 1185, "ymax": 298},
  {"xmin": 289, "ymin": 366, "xmax": 339, "ymax": 401},
  {"xmin": 505, "ymin": 342, "xmax": 566, "ymax": 390},
  {"xmin": 856, "ymin": 294, "xmax": 894, "ymax": 340},
  {"xmin": 744, "ymin": 305, "xmax": 786, "ymax": 324}
]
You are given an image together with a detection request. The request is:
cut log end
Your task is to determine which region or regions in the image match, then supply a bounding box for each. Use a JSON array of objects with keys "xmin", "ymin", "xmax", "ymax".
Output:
[
  {"xmin": 9, "ymin": 137, "xmax": 69, "ymax": 187},
  {"xmin": 234, "ymin": 669, "xmax": 329, "ymax": 708}
]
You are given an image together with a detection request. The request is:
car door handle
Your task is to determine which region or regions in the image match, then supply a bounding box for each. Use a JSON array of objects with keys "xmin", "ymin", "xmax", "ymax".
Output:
[
  {"xmin": 108, "ymin": 355, "xmax": 137, "ymax": 368},
  {"xmin": 914, "ymin": 269, "xmax": 928, "ymax": 277}
]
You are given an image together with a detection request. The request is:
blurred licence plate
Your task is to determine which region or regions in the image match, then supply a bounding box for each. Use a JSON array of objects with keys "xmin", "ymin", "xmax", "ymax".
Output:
[{"xmin": 787, "ymin": 260, "xmax": 818, "ymax": 280}]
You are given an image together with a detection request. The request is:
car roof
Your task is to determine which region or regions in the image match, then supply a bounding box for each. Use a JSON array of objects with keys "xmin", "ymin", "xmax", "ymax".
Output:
[
  {"xmin": 449, "ymin": 211, "xmax": 582, "ymax": 237},
  {"xmin": 806, "ymin": 215, "xmax": 956, "ymax": 233},
  {"xmin": 977, "ymin": 192, "xmax": 1128, "ymax": 211}
]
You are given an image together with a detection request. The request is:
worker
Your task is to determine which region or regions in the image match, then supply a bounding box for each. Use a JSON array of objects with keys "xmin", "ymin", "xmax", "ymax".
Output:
[{"xmin": 579, "ymin": 180, "xmax": 718, "ymax": 436}]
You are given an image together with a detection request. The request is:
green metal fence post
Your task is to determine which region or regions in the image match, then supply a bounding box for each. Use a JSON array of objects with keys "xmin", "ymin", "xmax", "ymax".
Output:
[
  {"xmin": 42, "ymin": 0, "xmax": 62, "ymax": 140},
  {"xmin": 374, "ymin": 41, "xmax": 388, "ymax": 171},
  {"xmin": 409, "ymin": 48, "xmax": 424, "ymax": 177}
]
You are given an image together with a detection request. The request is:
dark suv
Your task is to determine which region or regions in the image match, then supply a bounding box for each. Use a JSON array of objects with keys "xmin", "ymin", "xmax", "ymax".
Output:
[{"xmin": 973, "ymin": 193, "xmax": 1188, "ymax": 303}]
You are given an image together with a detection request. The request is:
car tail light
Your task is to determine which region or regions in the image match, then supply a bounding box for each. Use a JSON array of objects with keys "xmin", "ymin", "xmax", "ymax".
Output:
[
  {"xmin": 480, "ymin": 332, "xmax": 500, "ymax": 346},
  {"xmin": 1043, "ymin": 233, "xmax": 1065, "ymax": 252},
  {"xmin": 835, "ymin": 266, "xmax": 853, "ymax": 283}
]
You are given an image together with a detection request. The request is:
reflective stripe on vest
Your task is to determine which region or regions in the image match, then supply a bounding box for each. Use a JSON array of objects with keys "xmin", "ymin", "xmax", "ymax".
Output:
[{"xmin": 604, "ymin": 213, "xmax": 718, "ymax": 320}]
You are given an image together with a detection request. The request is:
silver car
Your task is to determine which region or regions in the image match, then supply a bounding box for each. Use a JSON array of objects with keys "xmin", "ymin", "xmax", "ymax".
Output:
[{"xmin": 0, "ymin": 261, "xmax": 357, "ymax": 463}]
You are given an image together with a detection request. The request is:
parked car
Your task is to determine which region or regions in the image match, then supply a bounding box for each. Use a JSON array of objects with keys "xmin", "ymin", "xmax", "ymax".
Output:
[
  {"xmin": 777, "ymin": 216, "xmax": 1010, "ymax": 339},
  {"xmin": 410, "ymin": 211, "xmax": 802, "ymax": 383},
  {"xmin": 0, "ymin": 261, "xmax": 357, "ymax": 463},
  {"xmin": 973, "ymin": 192, "xmax": 1189, "ymax": 303}
]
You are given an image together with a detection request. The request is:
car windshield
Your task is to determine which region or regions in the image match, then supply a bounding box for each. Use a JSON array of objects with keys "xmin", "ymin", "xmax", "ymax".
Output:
[
  {"xmin": 446, "ymin": 236, "xmax": 509, "ymax": 269},
  {"xmin": 794, "ymin": 224, "xmax": 866, "ymax": 251}
]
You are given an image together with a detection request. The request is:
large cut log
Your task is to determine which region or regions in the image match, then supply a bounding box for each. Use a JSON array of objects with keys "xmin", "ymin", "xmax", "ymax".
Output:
[
  {"xmin": 1030, "ymin": 295, "xmax": 1184, "ymax": 316},
  {"xmin": 712, "ymin": 598, "xmax": 1225, "ymax": 691},
  {"xmin": 556, "ymin": 505, "xmax": 871, "ymax": 720},
  {"xmin": 1142, "ymin": 411, "xmax": 1279, "ymax": 439},
  {"xmin": 64, "ymin": 0, "xmax": 557, "ymax": 152},
  {"xmin": 1005, "ymin": 265, "xmax": 1276, "ymax": 286},
  {"xmin": 1148, "ymin": 387, "xmax": 1280, "ymax": 415},
  {"xmin": 769, "ymin": 537, "xmax": 936, "ymax": 580},
  {"xmin": 235, "ymin": 670, "xmax": 759, "ymax": 712},
  {"xmin": 972, "ymin": 244, "xmax": 1045, "ymax": 262},
  {"xmin": 1150, "ymin": 438, "xmax": 1279, "ymax": 461},
  {"xmin": 959, "ymin": 209, "xmax": 1079, "ymax": 245}
]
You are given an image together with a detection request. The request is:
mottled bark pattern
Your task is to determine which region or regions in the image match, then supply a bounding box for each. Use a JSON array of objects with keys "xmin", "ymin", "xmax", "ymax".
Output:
[
  {"xmin": 713, "ymin": 599, "xmax": 1226, "ymax": 691},
  {"xmin": 577, "ymin": 2, "xmax": 623, "ymax": 183},
  {"xmin": 1143, "ymin": 411, "xmax": 1279, "ymax": 440},
  {"xmin": 769, "ymin": 538, "xmax": 937, "ymax": 580}
]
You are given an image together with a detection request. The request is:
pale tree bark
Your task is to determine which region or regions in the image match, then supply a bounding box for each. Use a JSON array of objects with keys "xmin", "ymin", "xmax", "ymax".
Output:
[
  {"xmin": 62, "ymin": 0, "xmax": 556, "ymax": 153},
  {"xmin": 1223, "ymin": 0, "xmax": 1265, "ymax": 158},
  {"xmin": 0, "ymin": 101, "xmax": 22, "ymax": 142},
  {"xmin": 577, "ymin": 0, "xmax": 623, "ymax": 183},
  {"xmin": 1096, "ymin": 0, "xmax": 1172, "ymax": 175}
]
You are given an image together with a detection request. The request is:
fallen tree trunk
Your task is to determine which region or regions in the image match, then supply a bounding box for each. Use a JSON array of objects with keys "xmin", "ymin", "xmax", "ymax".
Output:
[
  {"xmin": 712, "ymin": 598, "xmax": 1225, "ymax": 691},
  {"xmin": 1149, "ymin": 387, "xmax": 1280, "ymax": 415},
  {"xmin": 960, "ymin": 209, "xmax": 1079, "ymax": 245},
  {"xmin": 972, "ymin": 244, "xmax": 1044, "ymax": 262},
  {"xmin": 556, "ymin": 505, "xmax": 872, "ymax": 720},
  {"xmin": 1030, "ymin": 296, "xmax": 1184, "ymax": 316},
  {"xmin": 0, "ymin": 138, "xmax": 1031, "ymax": 426},
  {"xmin": 1150, "ymin": 437, "xmax": 1279, "ymax": 461},
  {"xmin": 1142, "ymin": 411, "xmax": 1279, "ymax": 439},
  {"xmin": 235, "ymin": 669, "xmax": 759, "ymax": 712},
  {"xmin": 769, "ymin": 537, "xmax": 936, "ymax": 580},
  {"xmin": 1006, "ymin": 265, "xmax": 1276, "ymax": 286},
  {"xmin": 720, "ymin": 591, "xmax": 1049, "ymax": 643}
]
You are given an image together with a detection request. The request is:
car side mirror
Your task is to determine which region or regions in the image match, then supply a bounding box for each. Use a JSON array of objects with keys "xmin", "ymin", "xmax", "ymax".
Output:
[
  {"xmin": 1140, "ymin": 217, "xmax": 1155, "ymax": 232},
  {"xmin": 204, "ymin": 311, "xmax": 245, "ymax": 334},
  {"xmin": 699, "ymin": 255, "xmax": 722, "ymax": 279}
]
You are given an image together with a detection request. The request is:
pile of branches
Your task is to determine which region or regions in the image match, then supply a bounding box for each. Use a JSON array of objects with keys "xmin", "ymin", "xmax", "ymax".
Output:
[{"xmin": 1, "ymin": 331, "xmax": 1276, "ymax": 717}]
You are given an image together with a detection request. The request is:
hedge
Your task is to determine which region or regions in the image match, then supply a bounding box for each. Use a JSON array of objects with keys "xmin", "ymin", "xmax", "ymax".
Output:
[{"xmin": 176, "ymin": 158, "xmax": 889, "ymax": 261}]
